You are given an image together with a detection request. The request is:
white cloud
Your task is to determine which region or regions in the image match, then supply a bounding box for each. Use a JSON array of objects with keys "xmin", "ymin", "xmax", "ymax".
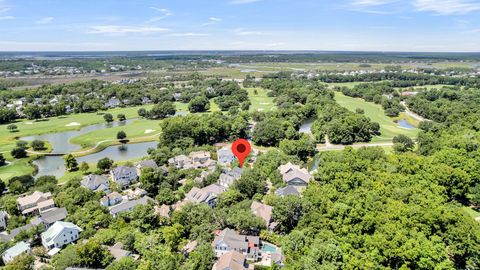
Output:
[
  {"xmin": 230, "ymin": 0, "xmax": 263, "ymax": 4},
  {"xmin": 170, "ymin": 32, "xmax": 210, "ymax": 37},
  {"xmin": 0, "ymin": 7, "xmax": 10, "ymax": 13},
  {"xmin": 88, "ymin": 25, "xmax": 170, "ymax": 34},
  {"xmin": 414, "ymin": 0, "xmax": 480, "ymax": 15},
  {"xmin": 0, "ymin": 15, "xmax": 13, "ymax": 20},
  {"xmin": 148, "ymin": 7, "xmax": 172, "ymax": 22},
  {"xmin": 351, "ymin": 0, "xmax": 396, "ymax": 5},
  {"xmin": 202, "ymin": 17, "xmax": 222, "ymax": 26},
  {"xmin": 36, "ymin": 17, "xmax": 54, "ymax": 24},
  {"xmin": 233, "ymin": 28, "xmax": 263, "ymax": 36}
]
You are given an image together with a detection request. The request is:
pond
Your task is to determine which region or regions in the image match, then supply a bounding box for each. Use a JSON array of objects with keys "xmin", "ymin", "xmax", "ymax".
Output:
[
  {"xmin": 33, "ymin": 142, "xmax": 157, "ymax": 178},
  {"xmin": 20, "ymin": 119, "xmax": 156, "ymax": 179},
  {"xmin": 21, "ymin": 119, "xmax": 134, "ymax": 154},
  {"xmin": 397, "ymin": 119, "xmax": 415, "ymax": 129},
  {"xmin": 299, "ymin": 118, "xmax": 315, "ymax": 134}
]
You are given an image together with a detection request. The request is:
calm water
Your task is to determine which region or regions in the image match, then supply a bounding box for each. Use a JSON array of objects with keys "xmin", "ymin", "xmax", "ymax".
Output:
[
  {"xmin": 21, "ymin": 119, "xmax": 133, "ymax": 154},
  {"xmin": 397, "ymin": 119, "xmax": 415, "ymax": 129},
  {"xmin": 299, "ymin": 118, "xmax": 315, "ymax": 134},
  {"xmin": 21, "ymin": 119, "xmax": 156, "ymax": 178}
]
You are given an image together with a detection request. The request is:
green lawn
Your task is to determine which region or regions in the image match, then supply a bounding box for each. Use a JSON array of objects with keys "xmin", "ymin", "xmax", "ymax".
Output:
[
  {"xmin": 0, "ymin": 158, "xmax": 35, "ymax": 180},
  {"xmin": 334, "ymin": 92, "xmax": 419, "ymax": 142},
  {"xmin": 246, "ymin": 87, "xmax": 276, "ymax": 112},
  {"xmin": 462, "ymin": 207, "xmax": 480, "ymax": 219}
]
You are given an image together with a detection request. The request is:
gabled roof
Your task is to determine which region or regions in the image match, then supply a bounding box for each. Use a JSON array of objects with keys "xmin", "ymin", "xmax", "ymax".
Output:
[
  {"xmin": 186, "ymin": 184, "xmax": 225, "ymax": 204},
  {"xmin": 41, "ymin": 221, "xmax": 82, "ymax": 243},
  {"xmin": 81, "ymin": 174, "xmax": 109, "ymax": 190},
  {"xmin": 250, "ymin": 201, "xmax": 272, "ymax": 226},
  {"xmin": 136, "ymin": 160, "xmax": 158, "ymax": 169},
  {"xmin": 2, "ymin": 241, "xmax": 30, "ymax": 258},
  {"xmin": 17, "ymin": 191, "xmax": 52, "ymax": 207},
  {"xmin": 109, "ymin": 197, "xmax": 151, "ymax": 216},
  {"xmin": 111, "ymin": 166, "xmax": 137, "ymax": 180},
  {"xmin": 212, "ymin": 228, "xmax": 259, "ymax": 251},
  {"xmin": 38, "ymin": 207, "xmax": 68, "ymax": 225},
  {"xmin": 282, "ymin": 170, "xmax": 311, "ymax": 184},
  {"xmin": 214, "ymin": 251, "xmax": 248, "ymax": 270},
  {"xmin": 275, "ymin": 186, "xmax": 300, "ymax": 197}
]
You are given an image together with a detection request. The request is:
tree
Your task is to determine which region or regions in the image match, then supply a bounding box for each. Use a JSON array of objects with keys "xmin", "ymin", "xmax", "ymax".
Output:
[
  {"xmin": 76, "ymin": 240, "xmax": 114, "ymax": 269},
  {"xmin": 279, "ymin": 135, "xmax": 316, "ymax": 162},
  {"xmin": 181, "ymin": 243, "xmax": 215, "ymax": 270},
  {"xmin": 23, "ymin": 104, "xmax": 43, "ymax": 120},
  {"xmin": 11, "ymin": 147, "xmax": 27, "ymax": 159},
  {"xmin": 393, "ymin": 134, "xmax": 415, "ymax": 153},
  {"xmin": 117, "ymin": 131, "xmax": 127, "ymax": 141},
  {"xmin": 117, "ymin": 113, "xmax": 126, "ymax": 121},
  {"xmin": 104, "ymin": 113, "xmax": 114, "ymax": 123},
  {"xmin": 79, "ymin": 161, "xmax": 89, "ymax": 172},
  {"xmin": 253, "ymin": 118, "xmax": 291, "ymax": 147},
  {"xmin": 188, "ymin": 95, "xmax": 210, "ymax": 113},
  {"xmin": 16, "ymin": 140, "xmax": 28, "ymax": 149},
  {"xmin": 106, "ymin": 257, "xmax": 139, "ymax": 270},
  {"xmin": 3, "ymin": 254, "xmax": 35, "ymax": 270},
  {"xmin": 0, "ymin": 153, "xmax": 6, "ymax": 166},
  {"xmin": 148, "ymin": 102, "xmax": 176, "ymax": 119},
  {"xmin": 7, "ymin": 124, "xmax": 18, "ymax": 133},
  {"xmin": 97, "ymin": 157, "xmax": 113, "ymax": 172},
  {"xmin": 272, "ymin": 195, "xmax": 306, "ymax": 233},
  {"xmin": 138, "ymin": 108, "xmax": 147, "ymax": 117},
  {"xmin": 31, "ymin": 139, "xmax": 46, "ymax": 151},
  {"xmin": 232, "ymin": 169, "xmax": 266, "ymax": 199},
  {"xmin": 64, "ymin": 154, "xmax": 79, "ymax": 171}
]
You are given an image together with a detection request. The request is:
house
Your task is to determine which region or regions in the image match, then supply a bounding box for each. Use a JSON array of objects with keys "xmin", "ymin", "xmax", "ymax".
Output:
[
  {"xmin": 154, "ymin": 205, "xmax": 170, "ymax": 218},
  {"xmin": 212, "ymin": 228, "xmax": 261, "ymax": 260},
  {"xmin": 81, "ymin": 174, "xmax": 110, "ymax": 193},
  {"xmin": 2, "ymin": 241, "xmax": 31, "ymax": 264},
  {"xmin": 17, "ymin": 191, "xmax": 55, "ymax": 215},
  {"xmin": 212, "ymin": 251, "xmax": 251, "ymax": 270},
  {"xmin": 194, "ymin": 169, "xmax": 214, "ymax": 184},
  {"xmin": 100, "ymin": 192, "xmax": 123, "ymax": 207},
  {"xmin": 30, "ymin": 207, "xmax": 68, "ymax": 229},
  {"xmin": 109, "ymin": 197, "xmax": 151, "ymax": 217},
  {"xmin": 135, "ymin": 159, "xmax": 158, "ymax": 176},
  {"xmin": 41, "ymin": 221, "xmax": 82, "ymax": 250},
  {"xmin": 250, "ymin": 201, "xmax": 273, "ymax": 228},
  {"xmin": 141, "ymin": 97, "xmax": 152, "ymax": 104},
  {"xmin": 0, "ymin": 211, "xmax": 7, "ymax": 230},
  {"xmin": 275, "ymin": 186, "xmax": 300, "ymax": 197},
  {"xmin": 173, "ymin": 92, "xmax": 182, "ymax": 101},
  {"xmin": 278, "ymin": 162, "xmax": 311, "ymax": 187},
  {"xmin": 107, "ymin": 242, "xmax": 132, "ymax": 261},
  {"xmin": 185, "ymin": 184, "xmax": 225, "ymax": 208},
  {"xmin": 190, "ymin": 151, "xmax": 216, "ymax": 169},
  {"xmin": 124, "ymin": 188, "xmax": 147, "ymax": 200},
  {"xmin": 181, "ymin": 240, "xmax": 198, "ymax": 256},
  {"xmin": 168, "ymin": 155, "xmax": 190, "ymax": 169},
  {"xmin": 218, "ymin": 167, "xmax": 243, "ymax": 188},
  {"xmin": 110, "ymin": 166, "xmax": 138, "ymax": 188},
  {"xmin": 105, "ymin": 97, "xmax": 121, "ymax": 108},
  {"xmin": 217, "ymin": 148, "xmax": 236, "ymax": 166}
]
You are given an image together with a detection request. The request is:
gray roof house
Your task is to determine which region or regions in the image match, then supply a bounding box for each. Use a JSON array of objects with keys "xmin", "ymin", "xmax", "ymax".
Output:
[
  {"xmin": 2, "ymin": 241, "xmax": 31, "ymax": 264},
  {"xmin": 250, "ymin": 201, "xmax": 273, "ymax": 228},
  {"xmin": 275, "ymin": 186, "xmax": 301, "ymax": 197},
  {"xmin": 218, "ymin": 167, "xmax": 243, "ymax": 188},
  {"xmin": 30, "ymin": 207, "xmax": 68, "ymax": 229},
  {"xmin": 100, "ymin": 192, "xmax": 123, "ymax": 207},
  {"xmin": 278, "ymin": 162, "xmax": 311, "ymax": 187},
  {"xmin": 217, "ymin": 148, "xmax": 236, "ymax": 166},
  {"xmin": 135, "ymin": 160, "xmax": 158, "ymax": 176},
  {"xmin": 109, "ymin": 197, "xmax": 151, "ymax": 217},
  {"xmin": 110, "ymin": 166, "xmax": 138, "ymax": 188},
  {"xmin": 185, "ymin": 184, "xmax": 226, "ymax": 208},
  {"xmin": 105, "ymin": 97, "xmax": 121, "ymax": 108},
  {"xmin": 0, "ymin": 211, "xmax": 7, "ymax": 230},
  {"xmin": 212, "ymin": 228, "xmax": 260, "ymax": 261},
  {"xmin": 107, "ymin": 242, "xmax": 132, "ymax": 261},
  {"xmin": 81, "ymin": 174, "xmax": 110, "ymax": 193}
]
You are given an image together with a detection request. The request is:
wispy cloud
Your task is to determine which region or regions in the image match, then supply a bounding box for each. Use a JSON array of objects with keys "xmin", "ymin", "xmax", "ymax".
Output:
[
  {"xmin": 230, "ymin": 0, "xmax": 263, "ymax": 4},
  {"xmin": 170, "ymin": 32, "xmax": 209, "ymax": 37},
  {"xmin": 202, "ymin": 17, "xmax": 222, "ymax": 26},
  {"xmin": 351, "ymin": 0, "xmax": 397, "ymax": 6},
  {"xmin": 36, "ymin": 17, "xmax": 54, "ymax": 24},
  {"xmin": 0, "ymin": 15, "xmax": 13, "ymax": 20},
  {"xmin": 414, "ymin": 0, "xmax": 480, "ymax": 15},
  {"xmin": 88, "ymin": 25, "xmax": 170, "ymax": 34},
  {"xmin": 233, "ymin": 28, "xmax": 263, "ymax": 36},
  {"xmin": 148, "ymin": 7, "xmax": 172, "ymax": 22}
]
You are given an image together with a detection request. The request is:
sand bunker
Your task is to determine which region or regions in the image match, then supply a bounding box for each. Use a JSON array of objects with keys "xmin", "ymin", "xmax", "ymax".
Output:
[
  {"xmin": 25, "ymin": 122, "xmax": 33, "ymax": 125},
  {"xmin": 145, "ymin": 129, "xmax": 156, "ymax": 134},
  {"xmin": 259, "ymin": 102, "xmax": 270, "ymax": 105},
  {"xmin": 65, "ymin": 122, "xmax": 81, "ymax": 127}
]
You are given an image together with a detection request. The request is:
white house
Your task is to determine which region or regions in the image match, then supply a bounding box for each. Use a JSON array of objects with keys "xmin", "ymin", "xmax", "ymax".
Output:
[
  {"xmin": 2, "ymin": 241, "xmax": 31, "ymax": 264},
  {"xmin": 0, "ymin": 211, "xmax": 8, "ymax": 230},
  {"xmin": 110, "ymin": 166, "xmax": 138, "ymax": 188},
  {"xmin": 41, "ymin": 221, "xmax": 82, "ymax": 250}
]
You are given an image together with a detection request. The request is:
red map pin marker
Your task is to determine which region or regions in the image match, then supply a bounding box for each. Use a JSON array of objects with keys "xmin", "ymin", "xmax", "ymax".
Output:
[{"xmin": 232, "ymin": 139, "xmax": 251, "ymax": 168}]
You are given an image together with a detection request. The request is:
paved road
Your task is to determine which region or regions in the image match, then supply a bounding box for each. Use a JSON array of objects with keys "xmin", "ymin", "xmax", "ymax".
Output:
[{"xmin": 401, "ymin": 101, "xmax": 430, "ymax": 122}]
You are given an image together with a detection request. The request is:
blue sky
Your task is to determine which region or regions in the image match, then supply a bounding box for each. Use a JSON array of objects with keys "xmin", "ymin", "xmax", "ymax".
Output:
[{"xmin": 0, "ymin": 0, "xmax": 480, "ymax": 51}]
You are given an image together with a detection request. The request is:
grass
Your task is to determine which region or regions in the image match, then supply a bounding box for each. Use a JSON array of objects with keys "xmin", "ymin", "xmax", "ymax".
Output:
[
  {"xmin": 246, "ymin": 87, "xmax": 276, "ymax": 112},
  {"xmin": 334, "ymin": 92, "xmax": 419, "ymax": 142},
  {"xmin": 462, "ymin": 207, "xmax": 480, "ymax": 219},
  {"xmin": 0, "ymin": 158, "xmax": 35, "ymax": 180}
]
